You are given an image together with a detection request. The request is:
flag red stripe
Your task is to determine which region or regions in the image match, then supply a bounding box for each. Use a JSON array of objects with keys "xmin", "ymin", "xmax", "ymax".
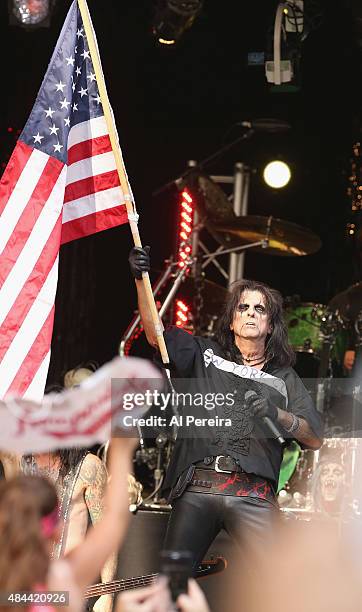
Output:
[
  {"xmin": 61, "ymin": 206, "xmax": 128, "ymax": 244},
  {"xmin": 63, "ymin": 169, "xmax": 120, "ymax": 204},
  {"xmin": 0, "ymin": 141, "xmax": 33, "ymax": 217},
  {"xmin": 5, "ymin": 307, "xmax": 55, "ymax": 397},
  {"xmin": 67, "ymin": 134, "xmax": 112, "ymax": 165},
  {"xmin": 0, "ymin": 216, "xmax": 62, "ymax": 364},
  {"xmin": 0, "ymin": 156, "xmax": 63, "ymax": 286}
]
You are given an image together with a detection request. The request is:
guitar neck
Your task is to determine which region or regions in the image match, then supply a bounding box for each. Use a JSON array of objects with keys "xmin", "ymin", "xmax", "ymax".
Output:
[
  {"xmin": 84, "ymin": 556, "xmax": 226, "ymax": 600},
  {"xmin": 84, "ymin": 574, "xmax": 158, "ymax": 599}
]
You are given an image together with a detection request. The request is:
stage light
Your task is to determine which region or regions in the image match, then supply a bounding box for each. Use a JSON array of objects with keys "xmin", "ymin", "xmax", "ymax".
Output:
[
  {"xmin": 10, "ymin": 0, "xmax": 55, "ymax": 27},
  {"xmin": 263, "ymin": 160, "xmax": 291, "ymax": 189},
  {"xmin": 175, "ymin": 300, "xmax": 190, "ymax": 327},
  {"xmin": 177, "ymin": 188, "xmax": 194, "ymax": 267},
  {"xmin": 152, "ymin": 0, "xmax": 203, "ymax": 46}
]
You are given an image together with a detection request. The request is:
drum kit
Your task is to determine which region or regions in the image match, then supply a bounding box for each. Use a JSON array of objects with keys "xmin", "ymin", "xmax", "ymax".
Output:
[{"xmin": 120, "ymin": 173, "xmax": 362, "ymax": 511}]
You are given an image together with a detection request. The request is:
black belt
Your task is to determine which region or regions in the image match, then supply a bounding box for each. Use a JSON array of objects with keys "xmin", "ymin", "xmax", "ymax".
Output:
[
  {"xmin": 194, "ymin": 455, "xmax": 240, "ymax": 473},
  {"xmin": 188, "ymin": 467, "xmax": 276, "ymax": 502}
]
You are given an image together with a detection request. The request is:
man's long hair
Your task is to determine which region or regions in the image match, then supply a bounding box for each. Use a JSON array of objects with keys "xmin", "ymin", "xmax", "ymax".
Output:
[
  {"xmin": 44, "ymin": 385, "xmax": 88, "ymax": 480},
  {"xmin": 215, "ymin": 279, "xmax": 295, "ymax": 368},
  {"xmin": 57, "ymin": 449, "xmax": 87, "ymax": 479}
]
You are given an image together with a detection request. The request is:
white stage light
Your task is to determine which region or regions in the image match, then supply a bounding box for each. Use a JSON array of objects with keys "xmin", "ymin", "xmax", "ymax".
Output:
[{"xmin": 263, "ymin": 161, "xmax": 291, "ymax": 189}]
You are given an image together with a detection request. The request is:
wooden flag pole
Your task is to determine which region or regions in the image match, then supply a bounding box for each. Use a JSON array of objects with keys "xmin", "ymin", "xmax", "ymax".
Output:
[{"xmin": 77, "ymin": 0, "xmax": 170, "ymax": 365}]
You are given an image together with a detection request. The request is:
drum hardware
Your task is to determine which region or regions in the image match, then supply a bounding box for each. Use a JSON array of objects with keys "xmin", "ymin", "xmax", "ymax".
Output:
[
  {"xmin": 135, "ymin": 437, "xmax": 173, "ymax": 504},
  {"xmin": 315, "ymin": 310, "xmax": 344, "ymax": 414},
  {"xmin": 316, "ymin": 310, "xmax": 341, "ymax": 388},
  {"xmin": 136, "ymin": 436, "xmax": 174, "ymax": 505},
  {"xmin": 284, "ymin": 302, "xmax": 347, "ymax": 385},
  {"xmin": 201, "ymin": 238, "xmax": 268, "ymax": 259},
  {"xmin": 315, "ymin": 380, "xmax": 328, "ymax": 415},
  {"xmin": 153, "ymin": 432, "xmax": 169, "ymax": 502},
  {"xmin": 135, "ymin": 447, "xmax": 158, "ymax": 471}
]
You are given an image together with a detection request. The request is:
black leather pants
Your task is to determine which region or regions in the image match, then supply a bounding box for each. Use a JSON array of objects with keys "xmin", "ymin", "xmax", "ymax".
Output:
[{"xmin": 163, "ymin": 491, "xmax": 279, "ymax": 570}]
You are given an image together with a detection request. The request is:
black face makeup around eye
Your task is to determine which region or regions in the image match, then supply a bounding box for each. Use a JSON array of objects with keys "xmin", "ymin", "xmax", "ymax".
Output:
[
  {"xmin": 236, "ymin": 304, "xmax": 248, "ymax": 312},
  {"xmin": 236, "ymin": 303, "xmax": 266, "ymax": 314}
]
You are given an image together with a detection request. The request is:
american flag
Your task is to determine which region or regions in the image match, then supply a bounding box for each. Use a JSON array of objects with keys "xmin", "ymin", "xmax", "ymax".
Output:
[{"xmin": 0, "ymin": 0, "xmax": 130, "ymax": 401}]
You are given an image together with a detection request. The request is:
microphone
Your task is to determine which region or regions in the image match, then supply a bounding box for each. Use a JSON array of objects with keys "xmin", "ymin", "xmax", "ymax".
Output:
[
  {"xmin": 245, "ymin": 390, "xmax": 285, "ymax": 445},
  {"xmin": 239, "ymin": 118, "xmax": 291, "ymax": 133}
]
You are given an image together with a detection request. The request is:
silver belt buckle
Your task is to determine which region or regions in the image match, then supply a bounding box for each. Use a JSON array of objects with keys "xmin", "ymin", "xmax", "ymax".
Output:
[{"xmin": 214, "ymin": 455, "xmax": 232, "ymax": 473}]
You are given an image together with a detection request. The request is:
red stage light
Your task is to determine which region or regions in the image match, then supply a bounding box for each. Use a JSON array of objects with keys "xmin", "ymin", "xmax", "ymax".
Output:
[
  {"xmin": 175, "ymin": 299, "xmax": 190, "ymax": 327},
  {"xmin": 181, "ymin": 202, "xmax": 193, "ymax": 213},
  {"xmin": 181, "ymin": 211, "xmax": 192, "ymax": 223},
  {"xmin": 175, "ymin": 189, "xmax": 195, "ymax": 326},
  {"xmin": 181, "ymin": 221, "xmax": 191, "ymax": 233},
  {"xmin": 182, "ymin": 191, "xmax": 193, "ymax": 203}
]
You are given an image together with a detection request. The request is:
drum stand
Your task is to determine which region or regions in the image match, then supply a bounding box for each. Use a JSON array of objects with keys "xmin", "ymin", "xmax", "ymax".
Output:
[
  {"xmin": 315, "ymin": 311, "xmax": 343, "ymax": 418},
  {"xmin": 315, "ymin": 341, "xmax": 333, "ymax": 416}
]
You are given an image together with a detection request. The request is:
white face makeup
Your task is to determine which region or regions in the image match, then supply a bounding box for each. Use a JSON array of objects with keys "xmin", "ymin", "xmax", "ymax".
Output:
[
  {"xmin": 320, "ymin": 462, "xmax": 345, "ymax": 503},
  {"xmin": 230, "ymin": 290, "xmax": 272, "ymax": 344}
]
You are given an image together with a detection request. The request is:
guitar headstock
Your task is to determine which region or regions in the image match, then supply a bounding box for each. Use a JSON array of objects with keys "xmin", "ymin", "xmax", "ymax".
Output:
[{"xmin": 196, "ymin": 555, "xmax": 227, "ymax": 579}]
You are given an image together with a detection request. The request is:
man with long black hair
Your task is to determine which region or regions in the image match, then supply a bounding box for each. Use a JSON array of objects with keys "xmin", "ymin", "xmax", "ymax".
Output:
[
  {"xmin": 22, "ymin": 447, "xmax": 116, "ymax": 612},
  {"xmin": 129, "ymin": 247, "xmax": 323, "ymax": 567}
]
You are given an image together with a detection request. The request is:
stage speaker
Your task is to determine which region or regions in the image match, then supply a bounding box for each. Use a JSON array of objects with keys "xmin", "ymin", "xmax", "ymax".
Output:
[{"xmin": 117, "ymin": 506, "xmax": 170, "ymax": 578}]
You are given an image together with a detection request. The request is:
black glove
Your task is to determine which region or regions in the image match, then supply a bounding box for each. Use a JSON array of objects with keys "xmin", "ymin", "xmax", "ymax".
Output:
[
  {"xmin": 129, "ymin": 246, "xmax": 151, "ymax": 279},
  {"xmin": 246, "ymin": 393, "xmax": 278, "ymax": 421}
]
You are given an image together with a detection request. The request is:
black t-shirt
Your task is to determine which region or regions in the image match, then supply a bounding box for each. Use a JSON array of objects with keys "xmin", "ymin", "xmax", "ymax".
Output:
[{"xmin": 161, "ymin": 327, "xmax": 323, "ymax": 491}]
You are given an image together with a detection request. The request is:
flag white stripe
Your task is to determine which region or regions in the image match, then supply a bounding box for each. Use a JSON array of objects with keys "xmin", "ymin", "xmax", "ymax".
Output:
[
  {"xmin": 62, "ymin": 186, "xmax": 124, "ymax": 223},
  {"xmin": 23, "ymin": 351, "xmax": 51, "ymax": 401},
  {"xmin": 0, "ymin": 150, "xmax": 49, "ymax": 256},
  {"xmin": 66, "ymin": 151, "xmax": 116, "ymax": 185},
  {"xmin": 0, "ymin": 258, "xmax": 59, "ymax": 397},
  {"xmin": 67, "ymin": 116, "xmax": 108, "ymax": 149},
  {"xmin": 0, "ymin": 167, "xmax": 66, "ymax": 326}
]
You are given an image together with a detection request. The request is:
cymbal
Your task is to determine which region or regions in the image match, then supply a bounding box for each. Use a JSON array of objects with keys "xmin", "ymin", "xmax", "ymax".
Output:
[
  {"xmin": 329, "ymin": 282, "xmax": 362, "ymax": 322},
  {"xmin": 209, "ymin": 215, "xmax": 322, "ymax": 257},
  {"xmin": 177, "ymin": 276, "xmax": 229, "ymax": 317},
  {"xmin": 195, "ymin": 174, "xmax": 236, "ymax": 224}
]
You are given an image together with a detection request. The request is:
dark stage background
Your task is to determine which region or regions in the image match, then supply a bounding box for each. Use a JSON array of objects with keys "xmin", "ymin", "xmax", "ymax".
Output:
[{"xmin": 1, "ymin": 0, "xmax": 361, "ymax": 383}]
